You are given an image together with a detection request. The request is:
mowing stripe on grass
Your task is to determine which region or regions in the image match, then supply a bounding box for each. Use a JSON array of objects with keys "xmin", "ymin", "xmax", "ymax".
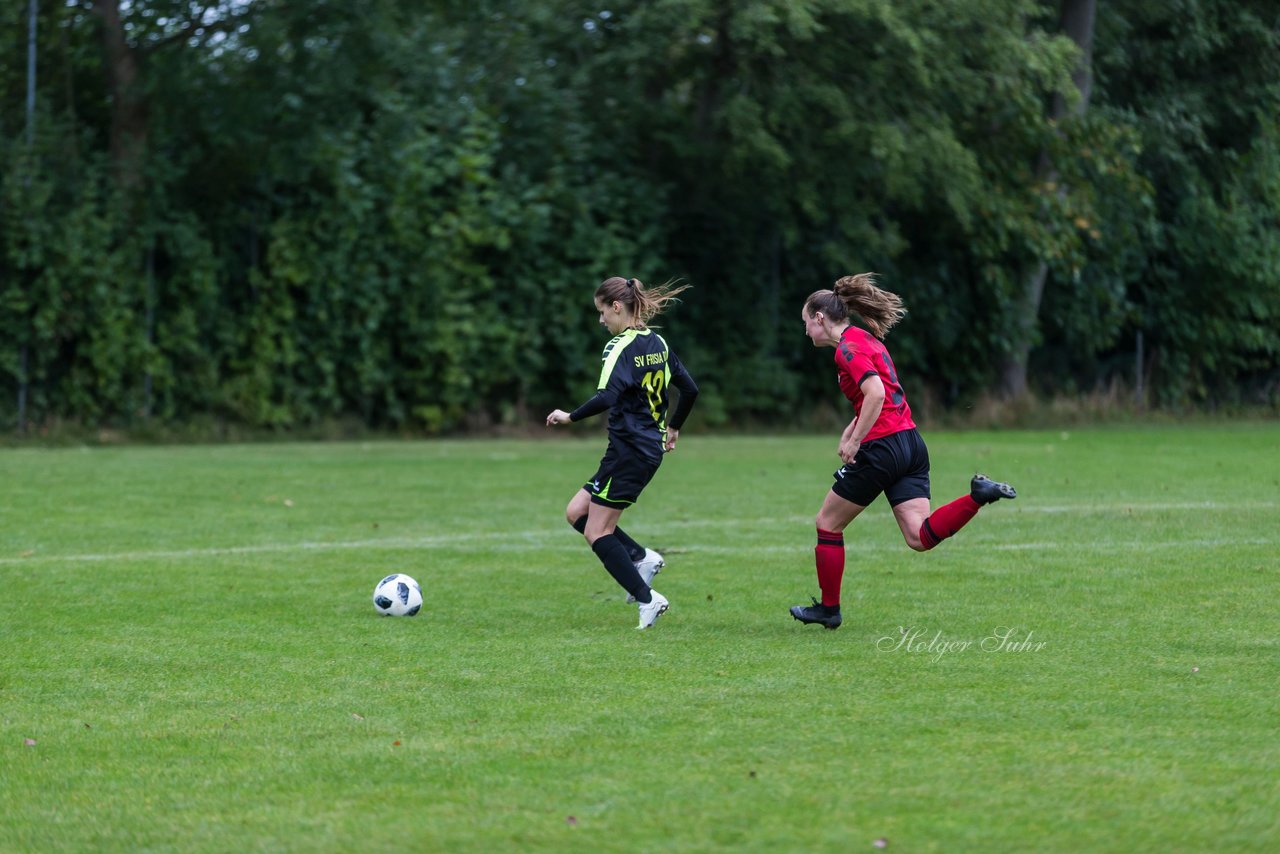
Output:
[{"xmin": 1, "ymin": 533, "xmax": 1271, "ymax": 566}]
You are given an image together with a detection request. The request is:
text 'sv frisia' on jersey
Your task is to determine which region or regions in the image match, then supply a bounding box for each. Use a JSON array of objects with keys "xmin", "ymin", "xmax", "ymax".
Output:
[{"xmin": 569, "ymin": 328, "xmax": 699, "ymax": 463}]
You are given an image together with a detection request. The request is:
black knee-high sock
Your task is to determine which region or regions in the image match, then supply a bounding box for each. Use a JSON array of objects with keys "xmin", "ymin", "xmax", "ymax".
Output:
[
  {"xmin": 591, "ymin": 534, "xmax": 652, "ymax": 604},
  {"xmin": 572, "ymin": 514, "xmax": 645, "ymax": 562}
]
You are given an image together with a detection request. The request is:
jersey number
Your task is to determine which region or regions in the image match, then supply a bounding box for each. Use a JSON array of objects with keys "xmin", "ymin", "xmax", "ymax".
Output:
[
  {"xmin": 880, "ymin": 353, "xmax": 905, "ymax": 406},
  {"xmin": 640, "ymin": 370, "xmax": 666, "ymax": 422}
]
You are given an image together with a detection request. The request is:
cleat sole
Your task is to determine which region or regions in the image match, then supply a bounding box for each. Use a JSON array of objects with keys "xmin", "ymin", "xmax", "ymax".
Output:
[{"xmin": 790, "ymin": 607, "xmax": 842, "ymax": 630}]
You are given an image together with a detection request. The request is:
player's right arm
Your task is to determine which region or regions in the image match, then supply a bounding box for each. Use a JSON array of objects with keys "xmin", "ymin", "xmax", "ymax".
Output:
[
  {"xmin": 840, "ymin": 376, "xmax": 885, "ymax": 463},
  {"xmin": 838, "ymin": 416, "xmax": 858, "ymax": 457},
  {"xmin": 555, "ymin": 333, "xmax": 633, "ymax": 424},
  {"xmin": 548, "ymin": 385, "xmax": 618, "ymax": 426}
]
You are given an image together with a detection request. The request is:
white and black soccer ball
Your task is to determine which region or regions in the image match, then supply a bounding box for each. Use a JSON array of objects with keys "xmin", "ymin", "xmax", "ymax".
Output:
[{"xmin": 372, "ymin": 573, "xmax": 423, "ymax": 617}]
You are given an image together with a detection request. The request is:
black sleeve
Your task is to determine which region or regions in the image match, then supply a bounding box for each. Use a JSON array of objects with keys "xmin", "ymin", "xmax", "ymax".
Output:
[
  {"xmin": 667, "ymin": 353, "xmax": 699, "ymax": 430},
  {"xmin": 572, "ymin": 336, "xmax": 634, "ymax": 422},
  {"xmin": 569, "ymin": 388, "xmax": 616, "ymax": 422}
]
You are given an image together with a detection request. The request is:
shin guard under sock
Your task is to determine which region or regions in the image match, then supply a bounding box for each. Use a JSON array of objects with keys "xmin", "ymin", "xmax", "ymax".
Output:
[
  {"xmin": 591, "ymin": 534, "xmax": 651, "ymax": 603},
  {"xmin": 815, "ymin": 527, "xmax": 845, "ymax": 607},
  {"xmin": 918, "ymin": 495, "xmax": 981, "ymax": 550},
  {"xmin": 573, "ymin": 514, "xmax": 646, "ymax": 562}
]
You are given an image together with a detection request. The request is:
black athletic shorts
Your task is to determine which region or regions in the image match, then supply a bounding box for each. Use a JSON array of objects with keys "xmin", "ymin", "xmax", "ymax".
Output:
[
  {"xmin": 585, "ymin": 442, "xmax": 661, "ymax": 509},
  {"xmin": 831, "ymin": 427, "xmax": 931, "ymax": 507}
]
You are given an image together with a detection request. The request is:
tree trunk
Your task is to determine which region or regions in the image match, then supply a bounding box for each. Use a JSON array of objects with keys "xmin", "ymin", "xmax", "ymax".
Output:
[
  {"xmin": 1000, "ymin": 262, "xmax": 1049, "ymax": 399},
  {"xmin": 998, "ymin": 0, "xmax": 1096, "ymax": 398},
  {"xmin": 695, "ymin": 1, "xmax": 734, "ymax": 144},
  {"xmin": 93, "ymin": 0, "xmax": 148, "ymax": 191},
  {"xmin": 16, "ymin": 0, "xmax": 36, "ymax": 432}
]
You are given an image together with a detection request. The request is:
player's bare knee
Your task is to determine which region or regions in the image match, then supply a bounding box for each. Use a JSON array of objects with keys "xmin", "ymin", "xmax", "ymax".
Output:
[{"xmin": 816, "ymin": 513, "xmax": 846, "ymax": 533}]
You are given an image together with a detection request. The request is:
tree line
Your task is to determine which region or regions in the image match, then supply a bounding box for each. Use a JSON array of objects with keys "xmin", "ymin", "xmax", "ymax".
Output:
[{"xmin": 2, "ymin": 0, "xmax": 1277, "ymax": 434}]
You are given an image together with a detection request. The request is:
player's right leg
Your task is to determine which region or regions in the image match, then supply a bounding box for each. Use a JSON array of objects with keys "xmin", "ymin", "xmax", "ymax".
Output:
[
  {"xmin": 566, "ymin": 487, "xmax": 660, "ymax": 601},
  {"xmin": 790, "ymin": 489, "xmax": 866, "ymax": 630}
]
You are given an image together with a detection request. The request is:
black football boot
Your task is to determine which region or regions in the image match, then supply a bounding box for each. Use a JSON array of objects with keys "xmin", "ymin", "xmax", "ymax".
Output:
[
  {"xmin": 789, "ymin": 598, "xmax": 843, "ymax": 630},
  {"xmin": 970, "ymin": 474, "xmax": 1017, "ymax": 505}
]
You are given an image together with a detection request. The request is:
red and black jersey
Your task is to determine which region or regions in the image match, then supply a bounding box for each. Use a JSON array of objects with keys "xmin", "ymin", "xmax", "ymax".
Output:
[{"xmin": 834, "ymin": 326, "xmax": 915, "ymax": 441}]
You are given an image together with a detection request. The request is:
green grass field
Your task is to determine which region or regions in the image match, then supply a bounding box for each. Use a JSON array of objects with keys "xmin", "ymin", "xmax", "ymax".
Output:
[{"xmin": 2, "ymin": 425, "xmax": 1278, "ymax": 852}]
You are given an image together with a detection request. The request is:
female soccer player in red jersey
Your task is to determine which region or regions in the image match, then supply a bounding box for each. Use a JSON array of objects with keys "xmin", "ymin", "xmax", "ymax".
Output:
[
  {"xmin": 790, "ymin": 273, "xmax": 1017, "ymax": 630},
  {"xmin": 547, "ymin": 277, "xmax": 699, "ymax": 629}
]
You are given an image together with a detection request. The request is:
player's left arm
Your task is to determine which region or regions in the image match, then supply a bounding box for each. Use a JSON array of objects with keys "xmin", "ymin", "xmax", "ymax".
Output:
[
  {"xmin": 667, "ymin": 356, "xmax": 699, "ymax": 424},
  {"xmin": 664, "ymin": 355, "xmax": 699, "ymax": 452}
]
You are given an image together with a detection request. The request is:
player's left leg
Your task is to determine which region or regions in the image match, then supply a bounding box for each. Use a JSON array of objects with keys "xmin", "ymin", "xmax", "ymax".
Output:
[
  {"xmin": 905, "ymin": 475, "xmax": 1017, "ymax": 551},
  {"xmin": 565, "ymin": 488, "xmax": 592, "ymax": 528},
  {"xmin": 630, "ymin": 547, "xmax": 665, "ymax": 594},
  {"xmin": 891, "ymin": 497, "xmax": 932, "ymax": 551}
]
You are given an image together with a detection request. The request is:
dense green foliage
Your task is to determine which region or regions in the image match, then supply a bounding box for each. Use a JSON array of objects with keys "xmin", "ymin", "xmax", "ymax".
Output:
[
  {"xmin": 1, "ymin": 1, "xmax": 1277, "ymax": 432},
  {"xmin": 3, "ymin": 428, "xmax": 1279, "ymax": 848}
]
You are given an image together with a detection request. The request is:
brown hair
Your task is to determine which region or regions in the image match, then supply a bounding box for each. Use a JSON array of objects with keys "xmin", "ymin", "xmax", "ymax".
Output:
[
  {"xmin": 804, "ymin": 273, "xmax": 906, "ymax": 339},
  {"xmin": 596, "ymin": 276, "xmax": 691, "ymax": 327}
]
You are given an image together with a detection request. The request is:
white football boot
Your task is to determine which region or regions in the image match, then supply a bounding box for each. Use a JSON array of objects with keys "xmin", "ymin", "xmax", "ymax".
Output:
[
  {"xmin": 637, "ymin": 591, "xmax": 669, "ymax": 629},
  {"xmin": 626, "ymin": 548, "xmax": 666, "ymax": 603}
]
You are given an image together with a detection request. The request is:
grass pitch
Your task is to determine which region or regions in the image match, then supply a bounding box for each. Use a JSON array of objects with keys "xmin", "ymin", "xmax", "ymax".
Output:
[{"xmin": 1, "ymin": 425, "xmax": 1277, "ymax": 851}]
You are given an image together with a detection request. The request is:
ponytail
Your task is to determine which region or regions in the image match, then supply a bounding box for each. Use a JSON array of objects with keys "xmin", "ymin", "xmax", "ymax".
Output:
[
  {"xmin": 596, "ymin": 276, "xmax": 691, "ymax": 327},
  {"xmin": 831, "ymin": 273, "xmax": 906, "ymax": 339}
]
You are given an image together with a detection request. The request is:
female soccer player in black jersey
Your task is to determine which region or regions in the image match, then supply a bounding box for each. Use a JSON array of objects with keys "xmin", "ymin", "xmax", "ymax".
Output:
[{"xmin": 547, "ymin": 277, "xmax": 699, "ymax": 629}]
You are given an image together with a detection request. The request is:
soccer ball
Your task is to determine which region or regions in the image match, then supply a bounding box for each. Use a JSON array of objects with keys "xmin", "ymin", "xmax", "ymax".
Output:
[{"xmin": 372, "ymin": 573, "xmax": 423, "ymax": 617}]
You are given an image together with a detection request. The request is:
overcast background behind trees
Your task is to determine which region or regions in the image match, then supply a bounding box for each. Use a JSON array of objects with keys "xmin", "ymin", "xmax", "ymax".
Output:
[{"xmin": 2, "ymin": 0, "xmax": 1277, "ymax": 435}]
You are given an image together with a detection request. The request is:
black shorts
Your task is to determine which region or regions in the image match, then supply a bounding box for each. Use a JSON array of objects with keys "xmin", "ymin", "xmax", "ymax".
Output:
[
  {"xmin": 831, "ymin": 427, "xmax": 931, "ymax": 507},
  {"xmin": 585, "ymin": 443, "xmax": 661, "ymax": 509}
]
